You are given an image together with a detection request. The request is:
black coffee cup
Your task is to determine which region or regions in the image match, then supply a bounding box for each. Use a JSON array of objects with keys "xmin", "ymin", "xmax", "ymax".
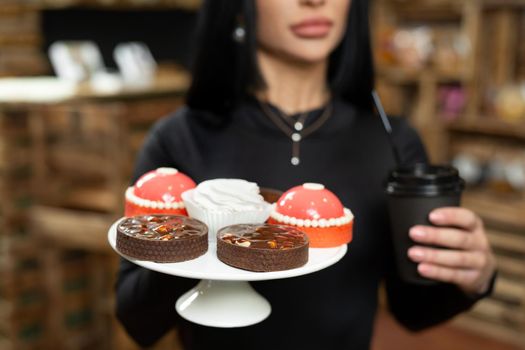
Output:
[{"xmin": 386, "ymin": 163, "xmax": 465, "ymax": 285}]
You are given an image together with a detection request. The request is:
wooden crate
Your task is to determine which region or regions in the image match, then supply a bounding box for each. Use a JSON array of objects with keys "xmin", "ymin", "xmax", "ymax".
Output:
[
  {"xmin": 0, "ymin": 107, "xmax": 33, "ymax": 180},
  {"xmin": 0, "ymin": 312, "xmax": 48, "ymax": 350},
  {"xmin": 447, "ymin": 126, "xmax": 525, "ymax": 347},
  {"xmin": 0, "ymin": 4, "xmax": 46, "ymax": 77},
  {"xmin": 373, "ymin": 0, "xmax": 525, "ymax": 346},
  {"xmin": 36, "ymin": 0, "xmax": 201, "ymax": 11},
  {"xmin": 0, "ymin": 4, "xmax": 190, "ymax": 346},
  {"xmin": 42, "ymin": 104, "xmax": 126, "ymax": 139},
  {"xmin": 0, "ymin": 68, "xmax": 188, "ymax": 349},
  {"xmin": 31, "ymin": 103, "xmax": 128, "ymax": 213},
  {"xmin": 0, "ymin": 253, "xmax": 48, "ymax": 348},
  {"xmin": 122, "ymin": 96, "xmax": 184, "ymax": 124},
  {"xmin": 34, "ymin": 247, "xmax": 117, "ymax": 349},
  {"xmin": 0, "ymin": 49, "xmax": 48, "ymax": 76},
  {"xmin": 0, "ymin": 98, "xmax": 45, "ymax": 347},
  {"xmin": 0, "ymin": 12, "xmax": 39, "ymax": 36},
  {"xmin": 0, "ymin": 107, "xmax": 31, "ymax": 130},
  {"xmin": 30, "ymin": 206, "xmax": 116, "ymax": 253}
]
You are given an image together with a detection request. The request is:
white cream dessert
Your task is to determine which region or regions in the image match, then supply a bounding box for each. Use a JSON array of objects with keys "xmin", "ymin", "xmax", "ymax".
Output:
[{"xmin": 181, "ymin": 179, "xmax": 272, "ymax": 242}]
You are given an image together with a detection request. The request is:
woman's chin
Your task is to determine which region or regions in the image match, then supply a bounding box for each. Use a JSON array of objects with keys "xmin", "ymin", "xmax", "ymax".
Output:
[
  {"xmin": 282, "ymin": 42, "xmax": 337, "ymax": 64},
  {"xmin": 260, "ymin": 39, "xmax": 336, "ymax": 66},
  {"xmin": 289, "ymin": 53, "xmax": 332, "ymax": 65},
  {"xmin": 273, "ymin": 49, "xmax": 330, "ymax": 66}
]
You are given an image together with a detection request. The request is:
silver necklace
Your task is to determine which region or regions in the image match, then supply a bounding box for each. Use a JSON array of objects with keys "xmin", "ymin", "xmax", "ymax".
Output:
[{"xmin": 259, "ymin": 101, "xmax": 333, "ymax": 166}]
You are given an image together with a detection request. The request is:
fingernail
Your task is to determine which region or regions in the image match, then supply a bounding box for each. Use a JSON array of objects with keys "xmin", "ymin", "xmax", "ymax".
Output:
[
  {"xmin": 408, "ymin": 248, "xmax": 425, "ymax": 260},
  {"xmin": 429, "ymin": 211, "xmax": 444, "ymax": 222},
  {"xmin": 418, "ymin": 264, "xmax": 431, "ymax": 274},
  {"xmin": 410, "ymin": 228, "xmax": 426, "ymax": 239}
]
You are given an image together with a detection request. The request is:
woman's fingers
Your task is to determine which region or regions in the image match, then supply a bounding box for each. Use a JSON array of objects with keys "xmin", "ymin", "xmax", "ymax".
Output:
[
  {"xmin": 409, "ymin": 225, "xmax": 485, "ymax": 251},
  {"xmin": 406, "ymin": 207, "xmax": 496, "ymax": 294},
  {"xmin": 429, "ymin": 207, "xmax": 481, "ymax": 231},
  {"xmin": 408, "ymin": 246, "xmax": 487, "ymax": 269},
  {"xmin": 416, "ymin": 263, "xmax": 480, "ymax": 286}
]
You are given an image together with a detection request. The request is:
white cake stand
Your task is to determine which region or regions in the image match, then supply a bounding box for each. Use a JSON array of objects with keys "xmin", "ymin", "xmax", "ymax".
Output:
[{"xmin": 108, "ymin": 220, "xmax": 347, "ymax": 328}]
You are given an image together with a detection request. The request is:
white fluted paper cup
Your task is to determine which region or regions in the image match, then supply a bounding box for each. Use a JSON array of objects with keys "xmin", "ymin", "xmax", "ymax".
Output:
[{"xmin": 182, "ymin": 189, "xmax": 272, "ymax": 243}]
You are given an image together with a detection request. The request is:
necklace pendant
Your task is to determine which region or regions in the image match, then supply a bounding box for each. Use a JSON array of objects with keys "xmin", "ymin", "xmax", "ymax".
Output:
[{"xmin": 291, "ymin": 157, "xmax": 300, "ymax": 166}]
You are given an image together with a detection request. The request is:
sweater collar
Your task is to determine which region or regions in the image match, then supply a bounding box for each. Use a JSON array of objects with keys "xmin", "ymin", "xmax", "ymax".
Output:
[{"xmin": 233, "ymin": 96, "xmax": 354, "ymax": 137}]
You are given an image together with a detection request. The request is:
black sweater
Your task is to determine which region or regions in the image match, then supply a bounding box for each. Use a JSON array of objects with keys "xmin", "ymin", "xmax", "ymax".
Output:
[{"xmin": 116, "ymin": 99, "xmax": 483, "ymax": 349}]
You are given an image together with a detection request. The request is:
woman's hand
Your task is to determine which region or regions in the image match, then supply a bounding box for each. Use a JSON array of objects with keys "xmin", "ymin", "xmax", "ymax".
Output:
[{"xmin": 407, "ymin": 207, "xmax": 497, "ymax": 295}]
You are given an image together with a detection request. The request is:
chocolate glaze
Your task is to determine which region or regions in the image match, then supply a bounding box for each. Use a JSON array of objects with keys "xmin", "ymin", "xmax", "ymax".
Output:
[
  {"xmin": 116, "ymin": 215, "xmax": 208, "ymax": 263},
  {"xmin": 217, "ymin": 224, "xmax": 309, "ymax": 272},
  {"xmin": 119, "ymin": 215, "xmax": 206, "ymax": 241},
  {"xmin": 219, "ymin": 224, "xmax": 307, "ymax": 249}
]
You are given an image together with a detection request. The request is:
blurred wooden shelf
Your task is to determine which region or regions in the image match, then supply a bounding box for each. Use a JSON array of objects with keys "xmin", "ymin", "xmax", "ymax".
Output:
[
  {"xmin": 0, "ymin": 5, "xmax": 191, "ymax": 349},
  {"xmin": 0, "ymin": 73, "xmax": 190, "ymax": 105},
  {"xmin": 493, "ymin": 277, "xmax": 525, "ymax": 305},
  {"xmin": 495, "ymin": 255, "xmax": 525, "ymax": 279},
  {"xmin": 38, "ymin": 184, "xmax": 122, "ymax": 213},
  {"xmin": 448, "ymin": 118, "xmax": 525, "ymax": 141},
  {"xmin": 30, "ymin": 205, "xmax": 116, "ymax": 252},
  {"xmin": 380, "ymin": 0, "xmax": 465, "ymax": 20},
  {"xmin": 48, "ymin": 147, "xmax": 114, "ymax": 177},
  {"xmin": 377, "ymin": 67, "xmax": 468, "ymax": 85},
  {"xmin": 384, "ymin": 0, "xmax": 525, "ymax": 14},
  {"xmin": 463, "ymin": 190, "xmax": 525, "ymax": 229},
  {"xmin": 487, "ymin": 229, "xmax": 525, "ymax": 255},
  {"xmin": 0, "ymin": 34, "xmax": 40, "ymax": 47},
  {"xmin": 0, "ymin": 4, "xmax": 40, "ymax": 15},
  {"xmin": 36, "ymin": 0, "xmax": 201, "ymax": 11},
  {"xmin": 471, "ymin": 297, "xmax": 525, "ymax": 327},
  {"xmin": 482, "ymin": 0, "xmax": 525, "ymax": 8},
  {"xmin": 464, "ymin": 192, "xmax": 525, "ymax": 347}
]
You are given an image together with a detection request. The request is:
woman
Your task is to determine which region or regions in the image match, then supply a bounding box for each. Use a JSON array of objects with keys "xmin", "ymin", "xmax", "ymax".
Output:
[{"xmin": 116, "ymin": 0, "xmax": 496, "ymax": 349}]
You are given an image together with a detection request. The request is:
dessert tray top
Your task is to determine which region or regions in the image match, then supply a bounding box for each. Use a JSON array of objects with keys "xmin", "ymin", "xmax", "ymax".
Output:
[{"xmin": 108, "ymin": 219, "xmax": 347, "ymax": 282}]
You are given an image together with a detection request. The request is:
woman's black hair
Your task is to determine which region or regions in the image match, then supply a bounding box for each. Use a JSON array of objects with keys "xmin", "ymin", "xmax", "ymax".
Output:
[{"xmin": 186, "ymin": 0, "xmax": 374, "ymax": 115}]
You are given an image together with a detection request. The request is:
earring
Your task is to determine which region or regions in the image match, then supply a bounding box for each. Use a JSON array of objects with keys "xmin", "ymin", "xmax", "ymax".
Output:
[
  {"xmin": 233, "ymin": 15, "xmax": 246, "ymax": 43},
  {"xmin": 233, "ymin": 25, "xmax": 246, "ymax": 43}
]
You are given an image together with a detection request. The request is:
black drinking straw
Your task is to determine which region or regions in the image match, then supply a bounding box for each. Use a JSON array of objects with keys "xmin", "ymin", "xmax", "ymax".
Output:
[{"xmin": 372, "ymin": 90, "xmax": 402, "ymax": 166}]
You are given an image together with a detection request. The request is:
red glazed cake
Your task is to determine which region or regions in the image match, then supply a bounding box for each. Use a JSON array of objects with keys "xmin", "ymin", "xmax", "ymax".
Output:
[
  {"xmin": 268, "ymin": 183, "xmax": 353, "ymax": 248},
  {"xmin": 116, "ymin": 214, "xmax": 208, "ymax": 263},
  {"xmin": 217, "ymin": 224, "xmax": 309, "ymax": 272},
  {"xmin": 125, "ymin": 167, "xmax": 196, "ymax": 217}
]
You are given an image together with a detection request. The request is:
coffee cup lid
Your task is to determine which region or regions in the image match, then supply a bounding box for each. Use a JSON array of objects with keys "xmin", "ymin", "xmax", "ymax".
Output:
[{"xmin": 386, "ymin": 163, "xmax": 465, "ymax": 196}]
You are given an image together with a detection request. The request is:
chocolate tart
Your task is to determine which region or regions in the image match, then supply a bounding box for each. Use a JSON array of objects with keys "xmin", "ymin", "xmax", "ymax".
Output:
[
  {"xmin": 116, "ymin": 215, "xmax": 208, "ymax": 263},
  {"xmin": 217, "ymin": 224, "xmax": 309, "ymax": 272}
]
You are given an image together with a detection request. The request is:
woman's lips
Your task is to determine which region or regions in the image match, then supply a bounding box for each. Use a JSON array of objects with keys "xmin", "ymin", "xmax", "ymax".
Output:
[{"xmin": 290, "ymin": 17, "xmax": 333, "ymax": 39}]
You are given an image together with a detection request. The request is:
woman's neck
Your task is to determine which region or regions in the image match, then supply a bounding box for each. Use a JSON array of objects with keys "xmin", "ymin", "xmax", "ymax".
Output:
[{"xmin": 256, "ymin": 50, "xmax": 329, "ymax": 115}]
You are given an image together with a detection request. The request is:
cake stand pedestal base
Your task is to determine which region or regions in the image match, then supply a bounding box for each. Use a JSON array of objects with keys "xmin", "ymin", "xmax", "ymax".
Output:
[
  {"xmin": 175, "ymin": 279, "xmax": 271, "ymax": 328},
  {"xmin": 109, "ymin": 219, "xmax": 347, "ymax": 328}
]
